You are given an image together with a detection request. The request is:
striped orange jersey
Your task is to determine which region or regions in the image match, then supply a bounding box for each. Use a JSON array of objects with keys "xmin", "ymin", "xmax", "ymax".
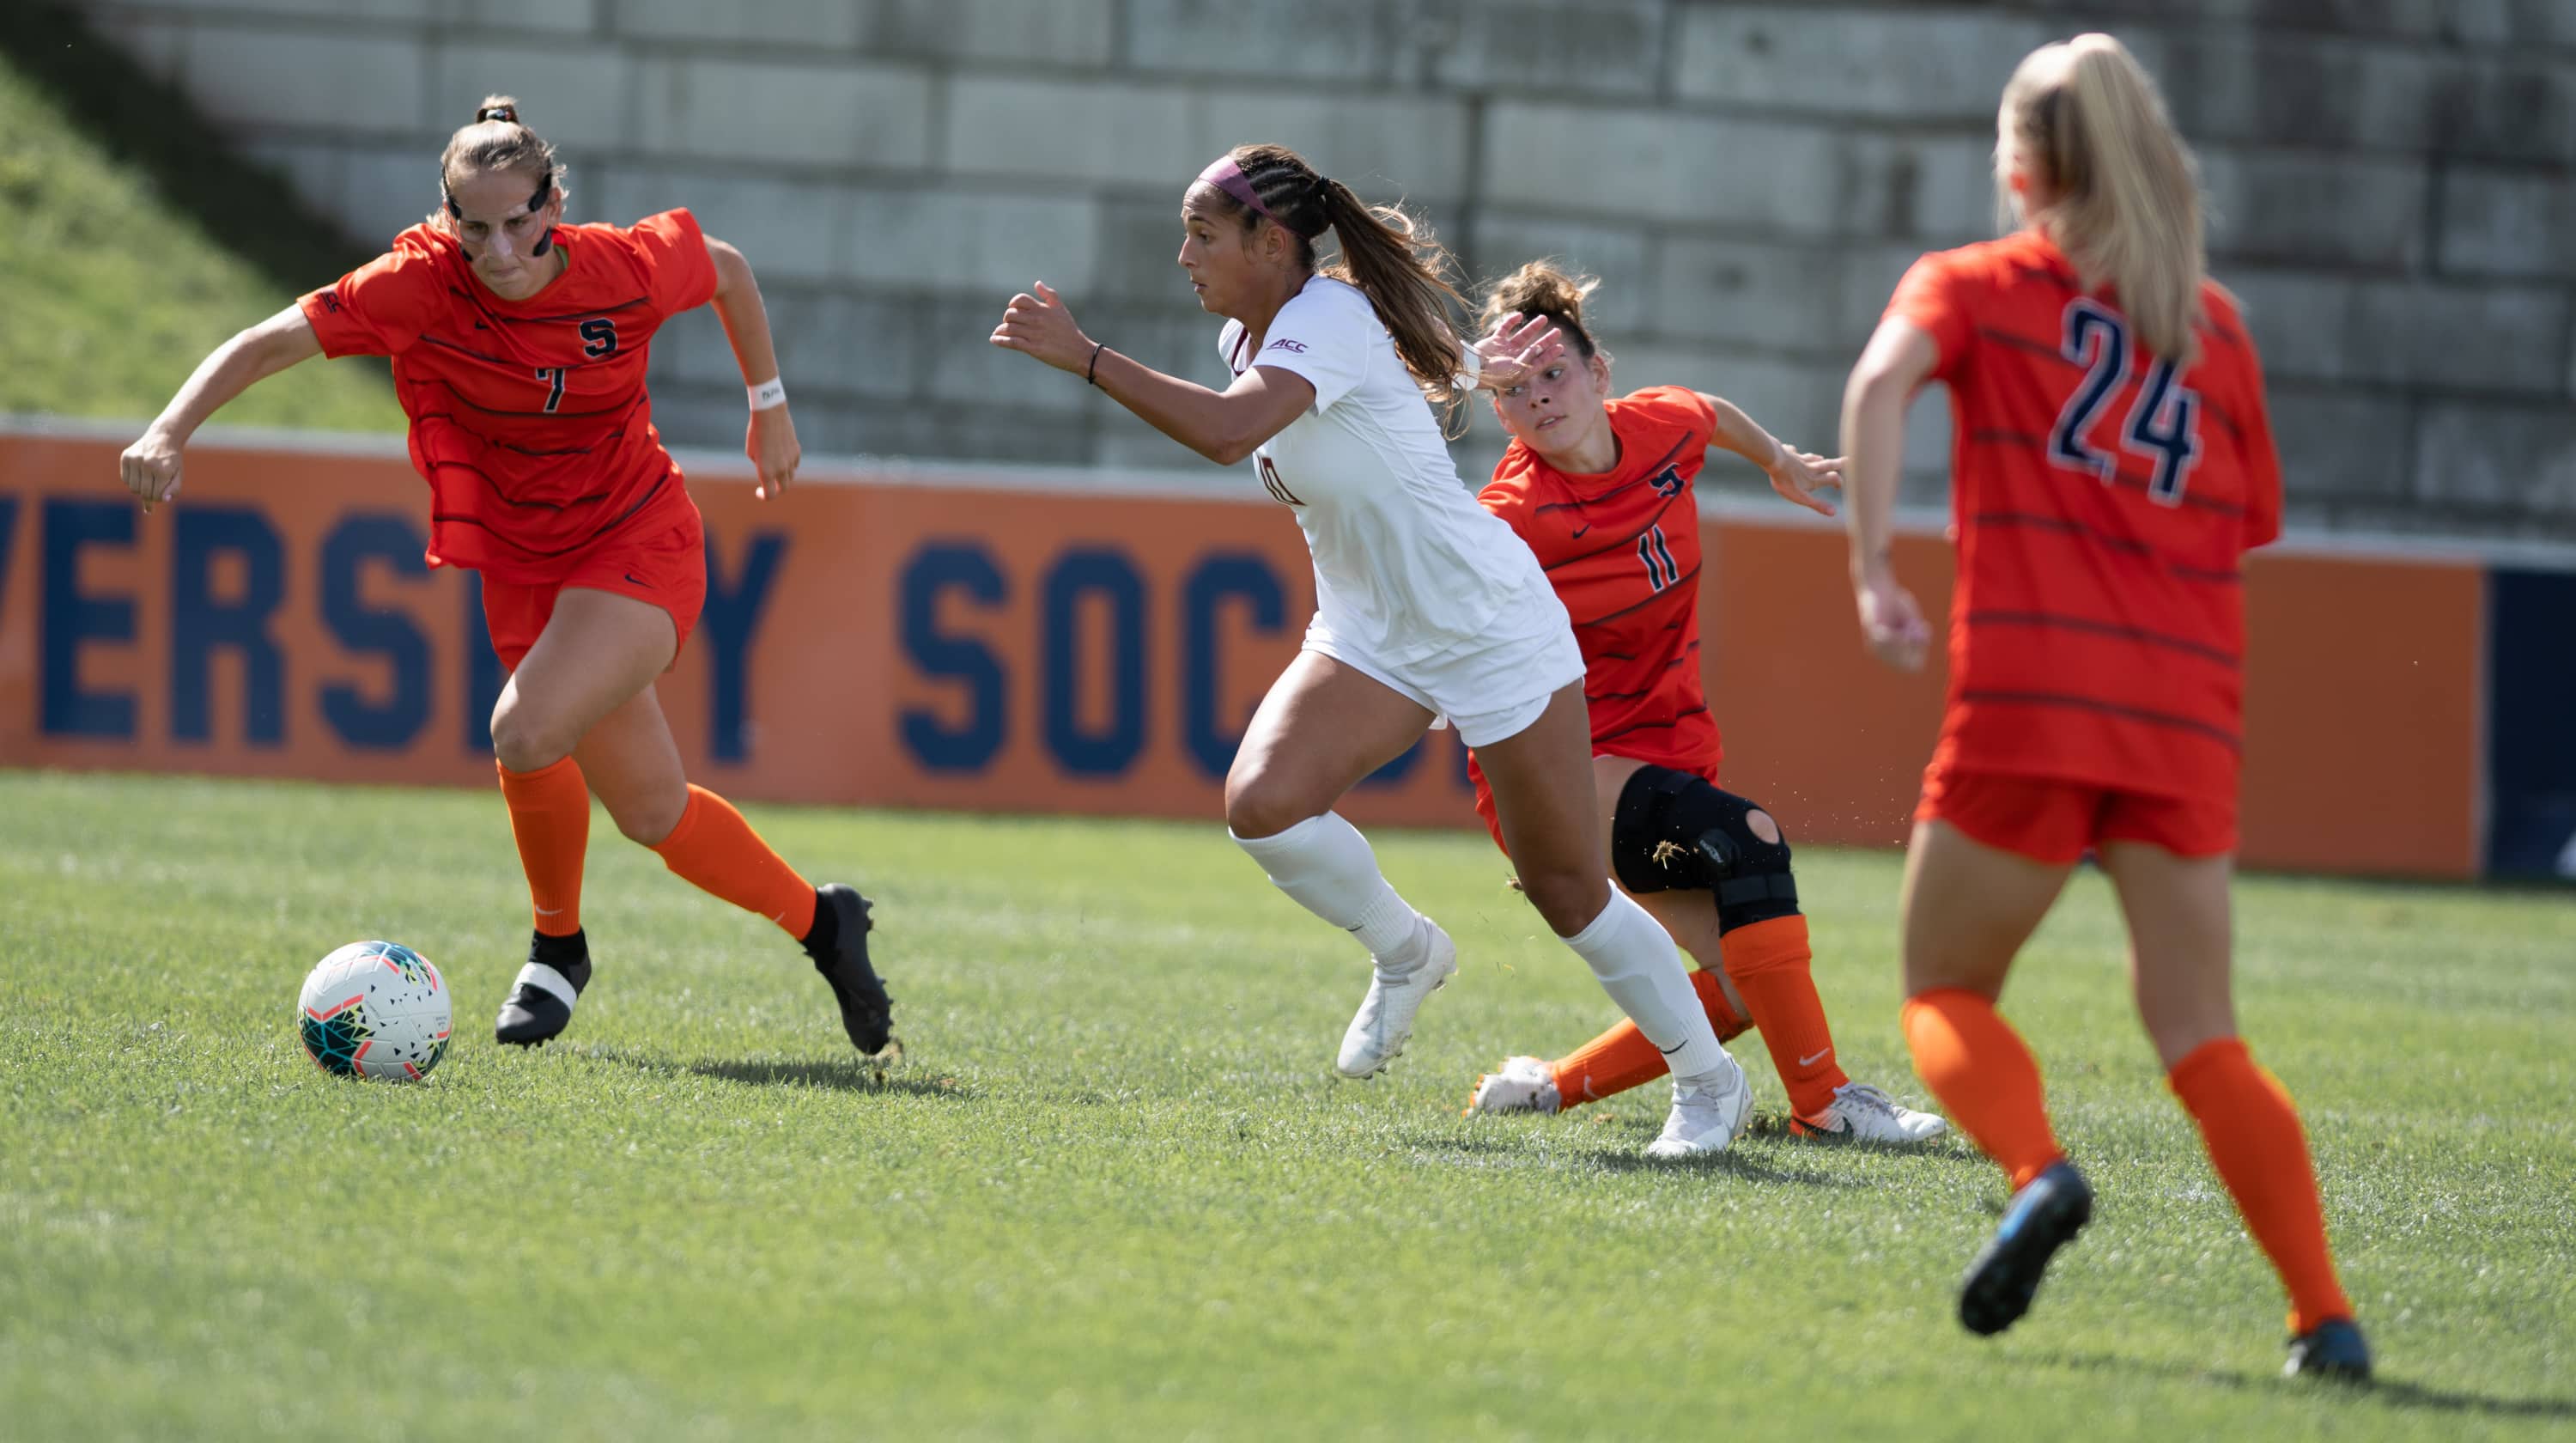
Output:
[
  {"xmin": 1479, "ymin": 385, "xmax": 1723, "ymax": 775},
  {"xmin": 1887, "ymin": 228, "xmax": 2282, "ymax": 802},
  {"xmin": 298, "ymin": 210, "xmax": 718, "ymax": 583}
]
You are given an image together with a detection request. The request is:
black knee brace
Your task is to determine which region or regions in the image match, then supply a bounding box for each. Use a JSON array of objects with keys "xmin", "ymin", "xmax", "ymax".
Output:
[{"xmin": 1610, "ymin": 764, "xmax": 1801, "ymax": 933}]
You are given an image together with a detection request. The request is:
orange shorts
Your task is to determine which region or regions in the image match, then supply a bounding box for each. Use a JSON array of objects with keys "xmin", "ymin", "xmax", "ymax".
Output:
[
  {"xmin": 478, "ymin": 512, "xmax": 706, "ymax": 673},
  {"xmin": 1917, "ymin": 765, "xmax": 2236, "ymax": 866}
]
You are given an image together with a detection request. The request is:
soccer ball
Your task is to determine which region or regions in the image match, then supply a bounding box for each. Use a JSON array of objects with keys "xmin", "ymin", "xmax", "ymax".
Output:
[{"xmin": 297, "ymin": 941, "xmax": 453, "ymax": 1081}]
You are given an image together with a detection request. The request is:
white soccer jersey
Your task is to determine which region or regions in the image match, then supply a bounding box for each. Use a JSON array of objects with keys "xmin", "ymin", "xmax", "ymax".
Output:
[{"xmin": 1219, "ymin": 275, "xmax": 1558, "ymax": 668}]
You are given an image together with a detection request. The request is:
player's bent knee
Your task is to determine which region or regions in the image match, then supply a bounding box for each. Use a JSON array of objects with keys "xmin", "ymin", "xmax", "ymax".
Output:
[
  {"xmin": 1610, "ymin": 765, "xmax": 1800, "ymax": 933},
  {"xmin": 488, "ymin": 697, "xmax": 575, "ymax": 775},
  {"xmin": 1517, "ymin": 868, "xmax": 1607, "ymax": 938},
  {"xmin": 1223, "ymin": 771, "xmax": 1325, "ymax": 840}
]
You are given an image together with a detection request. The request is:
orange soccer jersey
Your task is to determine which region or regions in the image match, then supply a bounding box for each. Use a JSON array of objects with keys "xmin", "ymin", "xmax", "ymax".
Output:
[
  {"xmin": 1887, "ymin": 230, "xmax": 2281, "ymax": 804},
  {"xmin": 1467, "ymin": 387, "xmax": 1722, "ymax": 843},
  {"xmin": 298, "ymin": 210, "xmax": 720, "ymax": 583},
  {"xmin": 1482, "ymin": 385, "xmax": 1725, "ymax": 770}
]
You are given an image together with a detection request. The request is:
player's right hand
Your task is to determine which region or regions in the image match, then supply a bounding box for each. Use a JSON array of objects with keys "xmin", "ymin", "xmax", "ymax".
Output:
[
  {"xmin": 1470, "ymin": 312, "xmax": 1564, "ymax": 392},
  {"xmin": 1855, "ymin": 570, "xmax": 1931, "ymax": 672},
  {"xmin": 120, "ymin": 429, "xmax": 185, "ymax": 513}
]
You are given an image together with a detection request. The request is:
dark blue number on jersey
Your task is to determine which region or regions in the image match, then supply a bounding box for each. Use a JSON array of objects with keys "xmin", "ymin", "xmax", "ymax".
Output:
[
  {"xmin": 1636, "ymin": 524, "xmax": 1680, "ymax": 592},
  {"xmin": 2046, "ymin": 298, "xmax": 2202, "ymax": 506}
]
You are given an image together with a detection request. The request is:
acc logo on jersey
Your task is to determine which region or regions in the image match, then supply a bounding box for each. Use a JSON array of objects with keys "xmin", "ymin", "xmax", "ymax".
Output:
[
  {"xmin": 1264, "ymin": 338, "xmax": 1308, "ymax": 354},
  {"xmin": 1649, "ymin": 465, "xmax": 1685, "ymax": 498}
]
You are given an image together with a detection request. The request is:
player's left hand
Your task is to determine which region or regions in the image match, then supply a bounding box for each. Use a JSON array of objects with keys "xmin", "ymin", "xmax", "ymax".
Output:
[
  {"xmin": 989, "ymin": 282, "xmax": 1096, "ymax": 374},
  {"xmin": 1469, "ymin": 312, "xmax": 1564, "ymax": 392},
  {"xmin": 747, "ymin": 403, "xmax": 800, "ymax": 500},
  {"xmin": 1766, "ymin": 446, "xmax": 1846, "ymax": 518}
]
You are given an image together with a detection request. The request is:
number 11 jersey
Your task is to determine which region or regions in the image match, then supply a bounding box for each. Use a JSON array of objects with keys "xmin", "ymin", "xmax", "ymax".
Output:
[{"xmin": 1479, "ymin": 385, "xmax": 1723, "ymax": 775}]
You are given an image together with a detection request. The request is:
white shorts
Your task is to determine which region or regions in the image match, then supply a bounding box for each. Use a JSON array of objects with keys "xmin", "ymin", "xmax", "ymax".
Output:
[{"xmin": 1302, "ymin": 594, "xmax": 1584, "ymax": 748}]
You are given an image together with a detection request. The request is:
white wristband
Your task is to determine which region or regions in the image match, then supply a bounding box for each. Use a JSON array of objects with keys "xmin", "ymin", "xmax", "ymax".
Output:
[{"xmin": 748, "ymin": 377, "xmax": 787, "ymax": 411}]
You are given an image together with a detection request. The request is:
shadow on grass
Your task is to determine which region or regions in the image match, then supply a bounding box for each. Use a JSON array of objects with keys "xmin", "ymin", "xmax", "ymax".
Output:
[
  {"xmin": 2032, "ymin": 1349, "xmax": 2576, "ymax": 1419},
  {"xmin": 580, "ymin": 1045, "xmax": 970, "ymax": 1100},
  {"xmin": 1579, "ymin": 1146, "xmax": 1865, "ymax": 1190}
]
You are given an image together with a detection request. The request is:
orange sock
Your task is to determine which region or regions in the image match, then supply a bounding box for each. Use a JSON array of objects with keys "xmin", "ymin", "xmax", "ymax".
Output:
[
  {"xmin": 1722, "ymin": 916, "xmax": 1849, "ymax": 1118},
  {"xmin": 496, "ymin": 756, "xmax": 587, "ymax": 936},
  {"xmin": 1550, "ymin": 971, "xmax": 1747, "ymax": 1111},
  {"xmin": 1901, "ymin": 988, "xmax": 2063, "ymax": 1190},
  {"xmin": 648, "ymin": 784, "xmax": 819, "ymax": 940},
  {"xmin": 2168, "ymin": 1038, "xmax": 2355, "ymax": 1335}
]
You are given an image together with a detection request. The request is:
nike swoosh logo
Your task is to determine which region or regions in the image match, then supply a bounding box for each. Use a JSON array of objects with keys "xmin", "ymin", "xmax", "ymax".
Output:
[
  {"xmin": 534, "ymin": 904, "xmax": 563, "ymax": 916},
  {"xmin": 1656, "ymin": 1039, "xmax": 1686, "ymax": 1056},
  {"xmin": 1799, "ymin": 1049, "xmax": 1831, "ymax": 1067},
  {"xmin": 1569, "ymin": 525, "xmax": 1591, "ymax": 538},
  {"xmin": 623, "ymin": 572, "xmax": 649, "ymax": 587}
]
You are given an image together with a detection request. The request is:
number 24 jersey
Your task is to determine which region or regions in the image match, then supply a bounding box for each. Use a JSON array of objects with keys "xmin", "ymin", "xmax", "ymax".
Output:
[{"xmin": 1888, "ymin": 228, "xmax": 2282, "ymax": 802}]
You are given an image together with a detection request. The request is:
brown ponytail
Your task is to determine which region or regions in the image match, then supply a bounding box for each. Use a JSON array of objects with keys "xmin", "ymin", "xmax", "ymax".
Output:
[
  {"xmin": 1205, "ymin": 143, "xmax": 1473, "ymax": 428},
  {"xmin": 1479, "ymin": 259, "xmax": 1601, "ymax": 363}
]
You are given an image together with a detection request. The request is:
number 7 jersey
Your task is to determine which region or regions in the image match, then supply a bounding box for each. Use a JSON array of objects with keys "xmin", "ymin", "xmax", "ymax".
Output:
[
  {"xmin": 298, "ymin": 209, "xmax": 718, "ymax": 583},
  {"xmin": 1886, "ymin": 229, "xmax": 2283, "ymax": 802}
]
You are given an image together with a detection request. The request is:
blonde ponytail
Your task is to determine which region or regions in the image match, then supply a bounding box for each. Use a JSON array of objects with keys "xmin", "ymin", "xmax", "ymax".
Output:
[{"xmin": 1999, "ymin": 34, "xmax": 2206, "ymax": 365}]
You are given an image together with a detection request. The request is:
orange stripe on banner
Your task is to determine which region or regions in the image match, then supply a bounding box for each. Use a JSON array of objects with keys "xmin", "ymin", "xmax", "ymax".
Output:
[{"xmin": 2240, "ymin": 551, "xmax": 2482, "ymax": 878}]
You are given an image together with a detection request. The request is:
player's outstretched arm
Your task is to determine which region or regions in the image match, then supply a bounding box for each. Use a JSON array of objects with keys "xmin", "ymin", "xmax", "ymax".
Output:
[
  {"xmin": 1838, "ymin": 316, "xmax": 1939, "ymax": 672},
  {"xmin": 706, "ymin": 235, "xmax": 800, "ymax": 500},
  {"xmin": 121, "ymin": 305, "xmax": 321, "ymax": 513},
  {"xmin": 989, "ymin": 281, "xmax": 1309, "ymax": 466},
  {"xmin": 1696, "ymin": 392, "xmax": 1845, "ymax": 519}
]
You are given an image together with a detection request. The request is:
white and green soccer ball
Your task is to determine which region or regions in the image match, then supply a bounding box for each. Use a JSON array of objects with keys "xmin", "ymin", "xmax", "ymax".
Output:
[{"xmin": 298, "ymin": 941, "xmax": 453, "ymax": 1081}]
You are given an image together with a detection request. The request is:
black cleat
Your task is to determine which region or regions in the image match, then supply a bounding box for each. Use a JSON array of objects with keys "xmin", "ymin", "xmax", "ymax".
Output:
[
  {"xmin": 495, "ymin": 930, "xmax": 591, "ymax": 1047},
  {"xmin": 807, "ymin": 884, "xmax": 892, "ymax": 1055},
  {"xmin": 2284, "ymin": 1318, "xmax": 2373, "ymax": 1382},
  {"xmin": 1959, "ymin": 1159, "xmax": 2093, "ymax": 1336}
]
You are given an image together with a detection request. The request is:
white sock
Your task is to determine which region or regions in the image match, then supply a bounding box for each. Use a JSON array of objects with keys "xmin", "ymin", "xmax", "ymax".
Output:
[
  {"xmin": 1231, "ymin": 813, "xmax": 1430, "ymax": 971},
  {"xmin": 1562, "ymin": 890, "xmax": 1728, "ymax": 1081}
]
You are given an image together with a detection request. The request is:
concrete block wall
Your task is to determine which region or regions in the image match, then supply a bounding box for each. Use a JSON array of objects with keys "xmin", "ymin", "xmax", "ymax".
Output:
[{"xmin": 70, "ymin": 0, "xmax": 2576, "ymax": 537}]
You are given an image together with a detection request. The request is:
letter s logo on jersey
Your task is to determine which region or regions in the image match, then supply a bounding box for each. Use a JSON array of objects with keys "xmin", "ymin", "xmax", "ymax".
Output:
[
  {"xmin": 1649, "ymin": 466, "xmax": 1685, "ymax": 498},
  {"xmin": 1264, "ymin": 338, "xmax": 1308, "ymax": 354}
]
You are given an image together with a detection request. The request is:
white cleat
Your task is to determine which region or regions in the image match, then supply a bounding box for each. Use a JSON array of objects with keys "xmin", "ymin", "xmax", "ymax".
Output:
[
  {"xmin": 1644, "ymin": 1050, "xmax": 1753, "ymax": 1158},
  {"xmin": 1794, "ymin": 1081, "xmax": 1950, "ymax": 1144},
  {"xmin": 1334, "ymin": 923, "xmax": 1457, "ymax": 1079},
  {"xmin": 1468, "ymin": 1055, "xmax": 1560, "ymax": 1114}
]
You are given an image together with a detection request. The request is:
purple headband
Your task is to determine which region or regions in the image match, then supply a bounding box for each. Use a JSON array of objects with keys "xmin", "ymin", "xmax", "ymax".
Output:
[{"xmin": 1196, "ymin": 156, "xmax": 1327, "ymax": 238}]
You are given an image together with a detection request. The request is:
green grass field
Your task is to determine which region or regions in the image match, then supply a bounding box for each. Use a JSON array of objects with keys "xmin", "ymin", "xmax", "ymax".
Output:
[
  {"xmin": 0, "ymin": 27, "xmax": 402, "ymax": 432},
  {"xmin": 2, "ymin": 770, "xmax": 2569, "ymax": 1440}
]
